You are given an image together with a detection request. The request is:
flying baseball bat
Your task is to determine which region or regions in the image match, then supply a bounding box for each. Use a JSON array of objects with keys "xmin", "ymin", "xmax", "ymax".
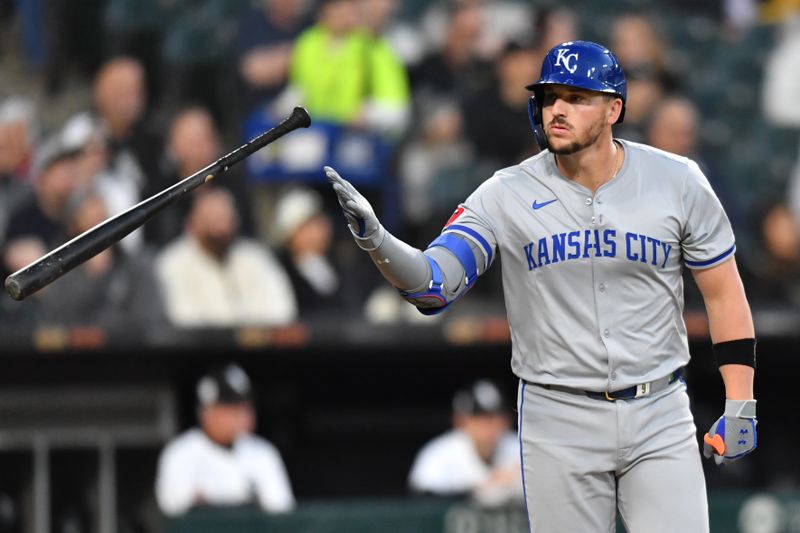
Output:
[{"xmin": 5, "ymin": 106, "xmax": 311, "ymax": 301}]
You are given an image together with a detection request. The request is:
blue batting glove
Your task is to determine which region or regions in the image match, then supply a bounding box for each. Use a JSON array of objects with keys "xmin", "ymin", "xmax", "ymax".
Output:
[{"xmin": 703, "ymin": 399, "xmax": 757, "ymax": 466}]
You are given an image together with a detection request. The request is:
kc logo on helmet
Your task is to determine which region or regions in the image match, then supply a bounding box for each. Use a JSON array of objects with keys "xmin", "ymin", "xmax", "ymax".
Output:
[{"xmin": 554, "ymin": 48, "xmax": 579, "ymax": 73}]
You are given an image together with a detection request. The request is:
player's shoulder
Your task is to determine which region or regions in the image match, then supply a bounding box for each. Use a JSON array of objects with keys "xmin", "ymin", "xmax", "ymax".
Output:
[
  {"xmin": 155, "ymin": 235, "xmax": 194, "ymax": 266},
  {"xmin": 236, "ymin": 433, "xmax": 282, "ymax": 459},
  {"xmin": 160, "ymin": 428, "xmax": 207, "ymax": 457},
  {"xmin": 415, "ymin": 429, "xmax": 474, "ymax": 462},
  {"xmin": 473, "ymin": 151, "xmax": 550, "ymax": 194},
  {"xmin": 620, "ymin": 139, "xmax": 700, "ymax": 173}
]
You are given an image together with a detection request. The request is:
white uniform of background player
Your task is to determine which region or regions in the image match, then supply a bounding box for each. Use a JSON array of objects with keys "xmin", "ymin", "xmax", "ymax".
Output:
[
  {"xmin": 155, "ymin": 364, "xmax": 295, "ymax": 516},
  {"xmin": 326, "ymin": 41, "xmax": 758, "ymax": 533},
  {"xmin": 409, "ymin": 380, "xmax": 522, "ymax": 507}
]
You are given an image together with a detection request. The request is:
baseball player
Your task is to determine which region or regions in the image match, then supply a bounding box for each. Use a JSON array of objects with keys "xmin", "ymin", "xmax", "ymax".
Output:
[
  {"xmin": 155, "ymin": 364, "xmax": 295, "ymax": 516},
  {"xmin": 408, "ymin": 379, "xmax": 523, "ymax": 507},
  {"xmin": 326, "ymin": 40, "xmax": 757, "ymax": 532}
]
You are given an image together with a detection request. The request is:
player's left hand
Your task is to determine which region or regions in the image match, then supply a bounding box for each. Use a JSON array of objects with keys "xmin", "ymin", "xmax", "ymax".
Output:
[{"xmin": 703, "ymin": 399, "xmax": 757, "ymax": 466}]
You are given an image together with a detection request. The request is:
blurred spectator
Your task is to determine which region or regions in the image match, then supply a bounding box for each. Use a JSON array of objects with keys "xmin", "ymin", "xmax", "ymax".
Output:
[
  {"xmin": 463, "ymin": 42, "xmax": 541, "ymax": 167},
  {"xmin": 419, "ymin": 0, "xmax": 533, "ymax": 62},
  {"xmin": 400, "ymin": 3, "xmax": 495, "ymax": 237},
  {"xmin": 37, "ymin": 192, "xmax": 167, "ymax": 332},
  {"xmin": 279, "ymin": 0, "xmax": 411, "ymax": 138},
  {"xmin": 2, "ymin": 237, "xmax": 45, "ymax": 284},
  {"xmin": 0, "ymin": 237, "xmax": 47, "ymax": 326},
  {"xmin": 0, "ymin": 98, "xmax": 37, "ymax": 246},
  {"xmin": 61, "ymin": 112, "xmax": 146, "ymax": 252},
  {"xmin": 744, "ymin": 201, "xmax": 800, "ymax": 306},
  {"xmin": 236, "ymin": 0, "xmax": 311, "ymax": 113},
  {"xmin": 161, "ymin": 0, "xmax": 246, "ymax": 130},
  {"xmin": 88, "ymin": 56, "xmax": 163, "ymax": 248},
  {"xmin": 147, "ymin": 106, "xmax": 255, "ymax": 247},
  {"xmin": 3, "ymin": 133, "xmax": 81, "ymax": 250},
  {"xmin": 646, "ymin": 97, "xmax": 700, "ymax": 157},
  {"xmin": 763, "ymin": 15, "xmax": 800, "ymax": 223},
  {"xmin": 610, "ymin": 14, "xmax": 677, "ymax": 90},
  {"xmin": 410, "ymin": 2, "xmax": 492, "ymax": 103},
  {"xmin": 93, "ymin": 57, "xmax": 156, "ymax": 162},
  {"xmin": 274, "ymin": 187, "xmax": 354, "ymax": 320},
  {"xmin": 155, "ymin": 187, "xmax": 297, "ymax": 328},
  {"xmin": 156, "ymin": 364, "xmax": 295, "ymax": 516},
  {"xmin": 610, "ymin": 14, "xmax": 677, "ymax": 142},
  {"xmin": 397, "ymin": 100, "xmax": 475, "ymax": 238},
  {"xmin": 408, "ymin": 379, "xmax": 522, "ymax": 507},
  {"xmin": 104, "ymin": 0, "xmax": 169, "ymax": 107},
  {"xmin": 762, "ymin": 15, "xmax": 800, "ymax": 128},
  {"xmin": 361, "ymin": 0, "xmax": 427, "ymax": 67},
  {"xmin": 0, "ymin": 97, "xmax": 38, "ymax": 182},
  {"xmin": 530, "ymin": 6, "xmax": 579, "ymax": 61},
  {"xmin": 645, "ymin": 96, "xmax": 743, "ymax": 230}
]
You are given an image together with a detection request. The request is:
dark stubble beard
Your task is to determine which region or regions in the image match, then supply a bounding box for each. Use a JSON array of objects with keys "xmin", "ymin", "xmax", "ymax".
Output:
[{"xmin": 548, "ymin": 116, "xmax": 607, "ymax": 155}]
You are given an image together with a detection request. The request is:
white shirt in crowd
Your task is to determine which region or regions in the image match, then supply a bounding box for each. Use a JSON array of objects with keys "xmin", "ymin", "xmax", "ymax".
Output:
[
  {"xmin": 155, "ymin": 236, "xmax": 297, "ymax": 327},
  {"xmin": 155, "ymin": 428, "xmax": 295, "ymax": 516},
  {"xmin": 408, "ymin": 429, "xmax": 521, "ymax": 495}
]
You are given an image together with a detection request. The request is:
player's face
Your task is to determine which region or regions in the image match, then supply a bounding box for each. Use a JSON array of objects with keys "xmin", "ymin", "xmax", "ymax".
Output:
[
  {"xmin": 541, "ymin": 85, "xmax": 619, "ymax": 155},
  {"xmin": 456, "ymin": 413, "xmax": 510, "ymax": 461},
  {"xmin": 201, "ymin": 402, "xmax": 256, "ymax": 445}
]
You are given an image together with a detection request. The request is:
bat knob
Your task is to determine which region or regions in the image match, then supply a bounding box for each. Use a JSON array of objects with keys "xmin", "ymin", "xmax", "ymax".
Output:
[
  {"xmin": 291, "ymin": 107, "xmax": 312, "ymax": 128},
  {"xmin": 4, "ymin": 276, "xmax": 23, "ymax": 301}
]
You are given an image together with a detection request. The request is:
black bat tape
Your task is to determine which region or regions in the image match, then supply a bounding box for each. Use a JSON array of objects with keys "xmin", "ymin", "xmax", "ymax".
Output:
[{"xmin": 4, "ymin": 107, "xmax": 311, "ymax": 301}]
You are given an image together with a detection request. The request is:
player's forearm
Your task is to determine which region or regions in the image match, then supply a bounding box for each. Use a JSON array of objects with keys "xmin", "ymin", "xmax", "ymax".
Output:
[
  {"xmin": 358, "ymin": 225, "xmax": 431, "ymax": 291},
  {"xmin": 697, "ymin": 262, "xmax": 756, "ymax": 400},
  {"xmin": 706, "ymin": 297, "xmax": 755, "ymax": 400},
  {"xmin": 719, "ymin": 364, "xmax": 754, "ymax": 400}
]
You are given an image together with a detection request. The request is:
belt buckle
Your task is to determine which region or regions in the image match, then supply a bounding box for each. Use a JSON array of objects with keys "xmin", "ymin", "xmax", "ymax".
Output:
[{"xmin": 603, "ymin": 390, "xmax": 616, "ymax": 401}]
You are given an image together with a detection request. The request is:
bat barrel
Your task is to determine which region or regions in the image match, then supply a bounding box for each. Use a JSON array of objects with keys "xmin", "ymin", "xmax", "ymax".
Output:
[
  {"xmin": 5, "ymin": 162, "xmax": 218, "ymax": 301},
  {"xmin": 4, "ymin": 107, "xmax": 311, "ymax": 301}
]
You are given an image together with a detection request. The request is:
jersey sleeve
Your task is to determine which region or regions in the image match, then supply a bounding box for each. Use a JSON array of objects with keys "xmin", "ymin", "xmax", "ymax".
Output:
[
  {"xmin": 680, "ymin": 160, "xmax": 736, "ymax": 269},
  {"xmin": 439, "ymin": 180, "xmax": 501, "ymax": 273}
]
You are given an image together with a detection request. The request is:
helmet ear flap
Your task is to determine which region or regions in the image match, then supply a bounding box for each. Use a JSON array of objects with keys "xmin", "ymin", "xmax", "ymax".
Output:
[{"xmin": 528, "ymin": 93, "xmax": 548, "ymax": 151}]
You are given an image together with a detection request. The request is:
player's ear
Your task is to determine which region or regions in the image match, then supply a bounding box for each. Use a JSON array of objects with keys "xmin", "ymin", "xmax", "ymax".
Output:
[{"xmin": 607, "ymin": 97, "xmax": 623, "ymax": 125}]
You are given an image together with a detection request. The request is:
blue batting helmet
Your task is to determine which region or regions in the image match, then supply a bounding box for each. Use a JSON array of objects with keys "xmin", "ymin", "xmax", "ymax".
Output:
[{"xmin": 526, "ymin": 41, "xmax": 627, "ymax": 149}]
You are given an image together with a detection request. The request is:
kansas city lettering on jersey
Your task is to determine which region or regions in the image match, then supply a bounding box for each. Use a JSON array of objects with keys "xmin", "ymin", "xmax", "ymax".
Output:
[{"xmin": 523, "ymin": 229, "xmax": 673, "ymax": 270}]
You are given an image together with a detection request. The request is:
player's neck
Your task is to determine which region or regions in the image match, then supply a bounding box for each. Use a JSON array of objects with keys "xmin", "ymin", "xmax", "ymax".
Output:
[{"xmin": 554, "ymin": 138, "xmax": 622, "ymax": 194}]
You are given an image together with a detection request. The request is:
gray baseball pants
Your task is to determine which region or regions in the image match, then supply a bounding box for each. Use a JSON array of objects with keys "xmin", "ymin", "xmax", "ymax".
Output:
[{"xmin": 517, "ymin": 379, "xmax": 709, "ymax": 532}]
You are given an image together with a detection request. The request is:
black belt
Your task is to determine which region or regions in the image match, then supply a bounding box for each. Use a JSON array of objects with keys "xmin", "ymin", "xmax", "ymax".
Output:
[{"xmin": 535, "ymin": 368, "xmax": 684, "ymax": 401}]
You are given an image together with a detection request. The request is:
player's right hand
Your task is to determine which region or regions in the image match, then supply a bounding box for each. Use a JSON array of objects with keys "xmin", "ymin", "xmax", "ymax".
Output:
[
  {"xmin": 324, "ymin": 166, "xmax": 380, "ymax": 239},
  {"xmin": 702, "ymin": 399, "xmax": 757, "ymax": 466}
]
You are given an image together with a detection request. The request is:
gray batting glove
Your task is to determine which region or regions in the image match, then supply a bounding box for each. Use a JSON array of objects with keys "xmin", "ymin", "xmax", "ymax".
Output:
[
  {"xmin": 703, "ymin": 399, "xmax": 757, "ymax": 466},
  {"xmin": 324, "ymin": 166, "xmax": 384, "ymax": 249}
]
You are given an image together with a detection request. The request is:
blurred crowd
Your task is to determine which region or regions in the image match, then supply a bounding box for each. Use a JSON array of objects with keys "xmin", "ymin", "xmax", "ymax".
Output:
[{"xmin": 1, "ymin": 0, "xmax": 800, "ymax": 340}]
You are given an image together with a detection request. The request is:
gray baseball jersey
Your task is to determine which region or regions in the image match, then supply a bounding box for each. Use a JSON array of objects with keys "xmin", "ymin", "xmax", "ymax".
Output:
[{"xmin": 442, "ymin": 139, "xmax": 735, "ymax": 391}]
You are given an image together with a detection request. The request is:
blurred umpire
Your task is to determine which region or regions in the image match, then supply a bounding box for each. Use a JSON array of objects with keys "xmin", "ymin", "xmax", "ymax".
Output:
[{"xmin": 155, "ymin": 364, "xmax": 295, "ymax": 516}]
